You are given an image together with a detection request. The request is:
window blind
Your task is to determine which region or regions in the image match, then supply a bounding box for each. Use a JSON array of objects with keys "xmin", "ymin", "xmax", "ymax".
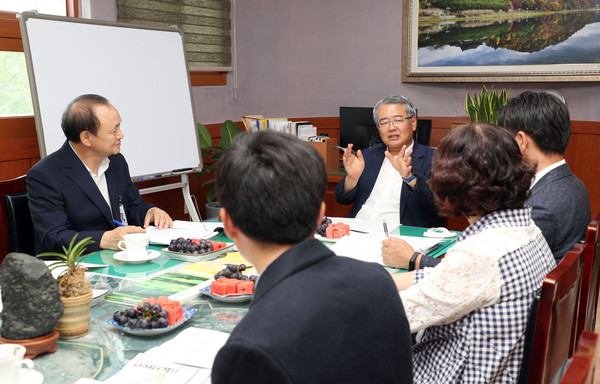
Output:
[{"xmin": 117, "ymin": 0, "xmax": 231, "ymax": 70}]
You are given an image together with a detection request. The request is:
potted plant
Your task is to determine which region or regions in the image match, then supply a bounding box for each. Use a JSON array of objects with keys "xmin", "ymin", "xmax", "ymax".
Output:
[
  {"xmin": 37, "ymin": 234, "xmax": 95, "ymax": 338},
  {"xmin": 196, "ymin": 120, "xmax": 242, "ymax": 218},
  {"xmin": 466, "ymin": 85, "xmax": 509, "ymax": 125}
]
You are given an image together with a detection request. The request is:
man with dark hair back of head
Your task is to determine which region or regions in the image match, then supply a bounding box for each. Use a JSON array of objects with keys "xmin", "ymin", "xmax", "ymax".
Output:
[
  {"xmin": 497, "ymin": 90, "xmax": 590, "ymax": 263},
  {"xmin": 27, "ymin": 94, "xmax": 173, "ymax": 254},
  {"xmin": 211, "ymin": 130, "xmax": 413, "ymax": 384}
]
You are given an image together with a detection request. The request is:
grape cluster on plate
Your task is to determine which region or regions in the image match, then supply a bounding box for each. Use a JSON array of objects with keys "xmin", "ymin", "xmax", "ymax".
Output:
[
  {"xmin": 214, "ymin": 264, "xmax": 258, "ymax": 282},
  {"xmin": 113, "ymin": 302, "xmax": 169, "ymax": 329},
  {"xmin": 168, "ymin": 237, "xmax": 212, "ymax": 254},
  {"xmin": 315, "ymin": 216, "xmax": 333, "ymax": 237}
]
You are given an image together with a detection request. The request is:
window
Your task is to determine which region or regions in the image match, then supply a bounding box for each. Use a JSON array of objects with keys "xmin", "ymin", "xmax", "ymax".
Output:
[
  {"xmin": 0, "ymin": 0, "xmax": 75, "ymax": 117},
  {"xmin": 117, "ymin": 0, "xmax": 231, "ymax": 86}
]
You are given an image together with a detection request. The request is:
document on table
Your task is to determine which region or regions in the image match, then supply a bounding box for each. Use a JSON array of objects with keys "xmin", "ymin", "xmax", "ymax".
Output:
[
  {"xmin": 146, "ymin": 220, "xmax": 219, "ymax": 245},
  {"xmin": 144, "ymin": 327, "xmax": 230, "ymax": 368},
  {"xmin": 103, "ymin": 327, "xmax": 229, "ymax": 384},
  {"xmin": 330, "ymin": 233, "xmax": 441, "ymax": 265}
]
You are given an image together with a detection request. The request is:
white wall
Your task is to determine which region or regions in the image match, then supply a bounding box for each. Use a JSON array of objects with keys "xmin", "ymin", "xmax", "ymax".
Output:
[{"xmin": 93, "ymin": 0, "xmax": 600, "ymax": 125}]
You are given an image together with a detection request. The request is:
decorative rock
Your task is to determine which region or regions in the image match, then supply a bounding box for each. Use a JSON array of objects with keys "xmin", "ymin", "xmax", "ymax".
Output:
[{"xmin": 0, "ymin": 253, "xmax": 64, "ymax": 340}]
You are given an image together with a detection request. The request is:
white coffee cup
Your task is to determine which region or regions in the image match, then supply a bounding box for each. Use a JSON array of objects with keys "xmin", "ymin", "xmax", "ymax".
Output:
[
  {"xmin": 0, "ymin": 344, "xmax": 34, "ymax": 382},
  {"xmin": 117, "ymin": 233, "xmax": 150, "ymax": 260}
]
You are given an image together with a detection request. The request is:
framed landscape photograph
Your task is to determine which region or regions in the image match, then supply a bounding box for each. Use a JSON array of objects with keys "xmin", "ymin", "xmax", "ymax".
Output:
[{"xmin": 402, "ymin": 0, "xmax": 600, "ymax": 82}]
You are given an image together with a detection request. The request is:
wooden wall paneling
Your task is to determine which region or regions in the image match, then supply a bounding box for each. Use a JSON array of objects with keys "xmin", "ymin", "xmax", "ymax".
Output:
[
  {"xmin": 565, "ymin": 122, "xmax": 600, "ymax": 219},
  {"xmin": 1, "ymin": 116, "xmax": 597, "ymax": 229}
]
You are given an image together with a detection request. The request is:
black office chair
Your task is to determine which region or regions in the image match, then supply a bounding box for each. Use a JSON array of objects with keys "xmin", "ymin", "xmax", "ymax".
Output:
[
  {"xmin": 4, "ymin": 191, "xmax": 35, "ymax": 256},
  {"xmin": 415, "ymin": 119, "xmax": 432, "ymax": 146}
]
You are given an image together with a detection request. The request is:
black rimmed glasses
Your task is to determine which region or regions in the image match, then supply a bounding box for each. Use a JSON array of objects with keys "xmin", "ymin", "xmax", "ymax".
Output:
[{"xmin": 378, "ymin": 116, "xmax": 413, "ymax": 129}]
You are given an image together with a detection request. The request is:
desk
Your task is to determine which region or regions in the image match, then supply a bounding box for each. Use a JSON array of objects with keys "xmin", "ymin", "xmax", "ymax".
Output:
[
  {"xmin": 30, "ymin": 273, "xmax": 249, "ymax": 383},
  {"xmin": 3, "ymin": 226, "xmax": 455, "ymax": 383}
]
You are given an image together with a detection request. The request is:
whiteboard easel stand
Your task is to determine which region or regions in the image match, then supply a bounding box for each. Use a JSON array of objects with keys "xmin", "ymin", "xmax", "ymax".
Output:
[{"xmin": 137, "ymin": 173, "xmax": 202, "ymax": 223}]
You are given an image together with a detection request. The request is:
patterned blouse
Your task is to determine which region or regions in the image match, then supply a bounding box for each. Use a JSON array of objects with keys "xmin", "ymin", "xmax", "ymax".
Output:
[{"xmin": 400, "ymin": 208, "xmax": 556, "ymax": 383}]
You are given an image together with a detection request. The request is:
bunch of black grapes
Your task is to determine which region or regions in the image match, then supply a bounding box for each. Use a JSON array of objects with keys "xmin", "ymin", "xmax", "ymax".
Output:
[
  {"xmin": 113, "ymin": 302, "xmax": 170, "ymax": 329},
  {"xmin": 168, "ymin": 237, "xmax": 213, "ymax": 254},
  {"xmin": 315, "ymin": 216, "xmax": 332, "ymax": 237},
  {"xmin": 214, "ymin": 264, "xmax": 258, "ymax": 282}
]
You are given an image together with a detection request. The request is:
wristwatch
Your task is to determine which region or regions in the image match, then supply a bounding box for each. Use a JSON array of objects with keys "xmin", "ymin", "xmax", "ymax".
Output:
[
  {"xmin": 403, "ymin": 169, "xmax": 416, "ymax": 183},
  {"xmin": 409, "ymin": 251, "xmax": 420, "ymax": 271}
]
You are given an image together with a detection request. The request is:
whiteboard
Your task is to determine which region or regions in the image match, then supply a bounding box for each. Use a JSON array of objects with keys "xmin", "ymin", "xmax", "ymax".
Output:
[{"xmin": 19, "ymin": 12, "xmax": 202, "ymax": 179}]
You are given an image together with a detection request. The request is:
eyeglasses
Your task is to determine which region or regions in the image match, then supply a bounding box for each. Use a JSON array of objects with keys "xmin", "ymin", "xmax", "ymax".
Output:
[{"xmin": 378, "ymin": 116, "xmax": 413, "ymax": 129}]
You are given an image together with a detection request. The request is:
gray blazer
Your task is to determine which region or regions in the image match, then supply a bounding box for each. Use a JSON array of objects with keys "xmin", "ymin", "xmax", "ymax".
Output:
[{"xmin": 527, "ymin": 162, "xmax": 590, "ymax": 263}]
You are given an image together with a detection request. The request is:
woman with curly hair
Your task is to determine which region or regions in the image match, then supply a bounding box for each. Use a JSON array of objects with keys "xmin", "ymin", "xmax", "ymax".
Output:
[{"xmin": 392, "ymin": 123, "xmax": 556, "ymax": 383}]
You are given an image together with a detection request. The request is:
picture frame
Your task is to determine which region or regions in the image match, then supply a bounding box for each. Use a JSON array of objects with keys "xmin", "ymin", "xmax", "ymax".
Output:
[{"xmin": 401, "ymin": 1, "xmax": 600, "ymax": 82}]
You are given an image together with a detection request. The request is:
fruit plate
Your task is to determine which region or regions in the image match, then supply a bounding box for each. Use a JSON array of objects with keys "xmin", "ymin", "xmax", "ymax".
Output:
[
  {"xmin": 200, "ymin": 285, "xmax": 253, "ymax": 303},
  {"xmin": 107, "ymin": 307, "xmax": 197, "ymax": 336},
  {"xmin": 162, "ymin": 243, "xmax": 235, "ymax": 262}
]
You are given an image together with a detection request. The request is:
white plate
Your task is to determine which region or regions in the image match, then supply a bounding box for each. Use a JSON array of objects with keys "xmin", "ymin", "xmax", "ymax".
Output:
[
  {"xmin": 107, "ymin": 307, "xmax": 197, "ymax": 336},
  {"xmin": 113, "ymin": 249, "xmax": 161, "ymax": 264},
  {"xmin": 200, "ymin": 285, "xmax": 253, "ymax": 303},
  {"xmin": 162, "ymin": 243, "xmax": 235, "ymax": 262},
  {"xmin": 18, "ymin": 368, "xmax": 44, "ymax": 384}
]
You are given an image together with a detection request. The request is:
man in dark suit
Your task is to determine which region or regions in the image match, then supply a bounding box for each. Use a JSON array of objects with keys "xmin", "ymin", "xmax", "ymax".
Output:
[
  {"xmin": 211, "ymin": 130, "xmax": 413, "ymax": 384},
  {"xmin": 498, "ymin": 91, "xmax": 590, "ymax": 263},
  {"xmin": 334, "ymin": 95, "xmax": 442, "ymax": 229},
  {"xmin": 381, "ymin": 91, "xmax": 591, "ymax": 269},
  {"xmin": 27, "ymin": 94, "xmax": 172, "ymax": 254}
]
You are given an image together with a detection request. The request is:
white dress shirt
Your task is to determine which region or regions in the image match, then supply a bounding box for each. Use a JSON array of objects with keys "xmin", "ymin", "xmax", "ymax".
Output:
[
  {"xmin": 531, "ymin": 159, "xmax": 565, "ymax": 188},
  {"xmin": 69, "ymin": 142, "xmax": 112, "ymax": 210},
  {"xmin": 355, "ymin": 143, "xmax": 413, "ymax": 228}
]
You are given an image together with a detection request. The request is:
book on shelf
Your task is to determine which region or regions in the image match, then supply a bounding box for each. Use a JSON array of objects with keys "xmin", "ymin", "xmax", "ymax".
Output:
[
  {"xmin": 104, "ymin": 271, "xmax": 210, "ymax": 305},
  {"xmin": 290, "ymin": 121, "xmax": 311, "ymax": 136},
  {"xmin": 241, "ymin": 114, "xmax": 263, "ymax": 131},
  {"xmin": 240, "ymin": 115, "xmax": 317, "ymax": 138}
]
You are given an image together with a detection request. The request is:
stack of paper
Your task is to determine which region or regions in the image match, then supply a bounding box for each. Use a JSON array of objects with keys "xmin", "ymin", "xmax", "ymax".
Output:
[
  {"xmin": 330, "ymin": 233, "xmax": 441, "ymax": 266},
  {"xmin": 103, "ymin": 327, "xmax": 230, "ymax": 384},
  {"xmin": 297, "ymin": 124, "xmax": 317, "ymax": 141}
]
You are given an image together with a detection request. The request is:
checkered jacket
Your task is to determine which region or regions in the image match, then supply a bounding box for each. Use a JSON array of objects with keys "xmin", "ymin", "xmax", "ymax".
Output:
[{"xmin": 409, "ymin": 208, "xmax": 556, "ymax": 383}]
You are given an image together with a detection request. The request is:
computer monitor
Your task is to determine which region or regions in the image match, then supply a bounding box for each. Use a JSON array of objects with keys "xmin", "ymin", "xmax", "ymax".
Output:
[{"xmin": 339, "ymin": 107, "xmax": 382, "ymax": 151}]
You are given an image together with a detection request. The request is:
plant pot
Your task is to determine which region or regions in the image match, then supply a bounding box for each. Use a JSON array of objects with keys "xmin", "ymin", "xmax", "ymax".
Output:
[
  {"xmin": 55, "ymin": 290, "xmax": 93, "ymax": 338},
  {"xmin": 205, "ymin": 201, "xmax": 222, "ymax": 220}
]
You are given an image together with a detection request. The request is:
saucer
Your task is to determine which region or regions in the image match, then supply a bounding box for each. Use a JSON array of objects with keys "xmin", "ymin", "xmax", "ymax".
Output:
[
  {"xmin": 91, "ymin": 288, "xmax": 109, "ymax": 306},
  {"xmin": 423, "ymin": 227, "xmax": 458, "ymax": 238},
  {"xmin": 19, "ymin": 368, "xmax": 44, "ymax": 384},
  {"xmin": 113, "ymin": 249, "xmax": 160, "ymax": 264}
]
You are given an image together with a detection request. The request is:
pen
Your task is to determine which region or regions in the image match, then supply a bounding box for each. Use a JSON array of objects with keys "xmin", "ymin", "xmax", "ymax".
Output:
[
  {"xmin": 383, "ymin": 221, "xmax": 389, "ymax": 239},
  {"xmin": 113, "ymin": 219, "xmax": 126, "ymax": 227},
  {"xmin": 334, "ymin": 146, "xmax": 357, "ymax": 155}
]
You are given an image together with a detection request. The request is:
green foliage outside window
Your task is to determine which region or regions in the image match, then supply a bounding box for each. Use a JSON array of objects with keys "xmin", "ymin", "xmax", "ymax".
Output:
[{"xmin": 0, "ymin": 51, "xmax": 33, "ymax": 116}]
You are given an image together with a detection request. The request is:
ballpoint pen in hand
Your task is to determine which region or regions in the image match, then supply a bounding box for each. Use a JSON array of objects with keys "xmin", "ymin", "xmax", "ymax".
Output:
[
  {"xmin": 334, "ymin": 145, "xmax": 357, "ymax": 155},
  {"xmin": 383, "ymin": 221, "xmax": 389, "ymax": 239},
  {"xmin": 113, "ymin": 219, "xmax": 126, "ymax": 227}
]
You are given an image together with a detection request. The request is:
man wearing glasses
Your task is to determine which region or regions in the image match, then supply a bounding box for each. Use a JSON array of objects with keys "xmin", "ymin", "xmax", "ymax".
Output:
[{"xmin": 334, "ymin": 95, "xmax": 442, "ymax": 229}]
